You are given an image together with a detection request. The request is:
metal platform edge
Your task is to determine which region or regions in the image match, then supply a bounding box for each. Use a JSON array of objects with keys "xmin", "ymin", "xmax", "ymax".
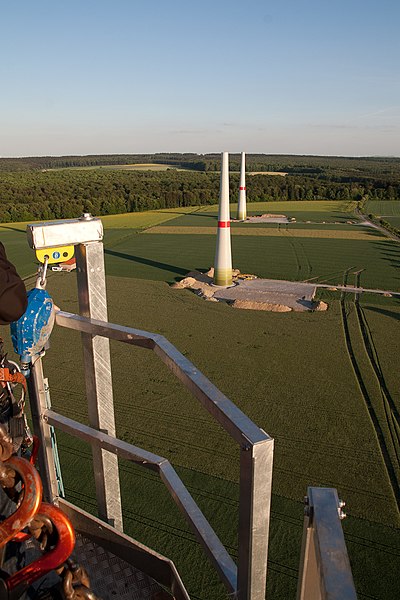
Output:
[{"xmin": 58, "ymin": 498, "xmax": 190, "ymax": 600}]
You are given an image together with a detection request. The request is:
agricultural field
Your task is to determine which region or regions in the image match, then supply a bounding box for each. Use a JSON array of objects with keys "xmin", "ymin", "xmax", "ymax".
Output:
[
  {"xmin": 384, "ymin": 216, "xmax": 400, "ymax": 229},
  {"xmin": 105, "ymin": 231, "xmax": 400, "ymax": 292},
  {"xmin": 365, "ymin": 200, "xmax": 400, "ymax": 229},
  {"xmin": 104, "ymin": 202, "xmax": 400, "ymax": 292},
  {"xmin": 0, "ymin": 199, "xmax": 399, "ymax": 599},
  {"xmin": 37, "ymin": 277, "xmax": 400, "ymax": 600},
  {"xmin": 152, "ymin": 200, "xmax": 357, "ymax": 227},
  {"xmin": 50, "ymin": 163, "xmax": 193, "ymax": 172},
  {"xmin": 0, "ymin": 207, "xmax": 200, "ymax": 277},
  {"xmin": 365, "ymin": 200, "xmax": 400, "ymax": 217},
  {"xmin": 0, "ymin": 227, "xmax": 36, "ymax": 278}
]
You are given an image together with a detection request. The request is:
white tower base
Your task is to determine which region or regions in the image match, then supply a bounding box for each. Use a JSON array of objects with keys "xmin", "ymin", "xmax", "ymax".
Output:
[{"xmin": 214, "ymin": 152, "xmax": 233, "ymax": 287}]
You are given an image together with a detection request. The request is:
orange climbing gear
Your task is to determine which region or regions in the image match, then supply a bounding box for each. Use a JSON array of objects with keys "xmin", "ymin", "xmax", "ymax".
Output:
[
  {"xmin": 0, "ymin": 457, "xmax": 42, "ymax": 548},
  {"xmin": 3, "ymin": 502, "xmax": 76, "ymax": 598},
  {"xmin": 0, "ymin": 443, "xmax": 99, "ymax": 598}
]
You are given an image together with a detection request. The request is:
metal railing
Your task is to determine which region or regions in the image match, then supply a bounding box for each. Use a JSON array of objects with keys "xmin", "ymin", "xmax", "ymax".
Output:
[
  {"xmin": 25, "ymin": 216, "xmax": 357, "ymax": 600},
  {"xmin": 28, "ymin": 310, "xmax": 274, "ymax": 600},
  {"xmin": 297, "ymin": 488, "xmax": 357, "ymax": 600}
]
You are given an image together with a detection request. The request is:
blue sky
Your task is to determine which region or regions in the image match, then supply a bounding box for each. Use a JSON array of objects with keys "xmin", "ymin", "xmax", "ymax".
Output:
[{"xmin": 1, "ymin": 0, "xmax": 399, "ymax": 156}]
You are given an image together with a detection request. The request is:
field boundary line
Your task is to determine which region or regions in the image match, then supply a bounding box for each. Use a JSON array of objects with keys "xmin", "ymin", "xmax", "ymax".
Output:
[
  {"xmin": 340, "ymin": 276, "xmax": 400, "ymax": 511},
  {"xmin": 283, "ymin": 223, "xmax": 312, "ymax": 278},
  {"xmin": 355, "ymin": 207, "xmax": 400, "ymax": 243},
  {"xmin": 279, "ymin": 223, "xmax": 301, "ymax": 277},
  {"xmin": 354, "ymin": 287, "xmax": 400, "ymax": 469}
]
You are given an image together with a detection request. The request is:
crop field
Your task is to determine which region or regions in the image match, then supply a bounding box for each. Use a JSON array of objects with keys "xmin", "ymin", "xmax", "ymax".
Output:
[
  {"xmin": 99, "ymin": 163, "xmax": 192, "ymax": 171},
  {"xmin": 385, "ymin": 216, "xmax": 400, "ymax": 228},
  {"xmin": 104, "ymin": 233, "xmax": 400, "ymax": 292},
  {"xmin": 0, "ymin": 227, "xmax": 37, "ymax": 277},
  {"xmin": 50, "ymin": 163, "xmax": 193, "ymax": 172},
  {"xmin": 364, "ymin": 201, "xmax": 400, "ymax": 230},
  {"xmin": 22, "ymin": 275, "xmax": 400, "ymax": 600},
  {"xmin": 238, "ymin": 200, "xmax": 357, "ymax": 223},
  {"xmin": 0, "ymin": 199, "xmax": 399, "ymax": 599},
  {"xmin": 365, "ymin": 200, "xmax": 400, "ymax": 217},
  {"xmin": 104, "ymin": 204, "xmax": 400, "ymax": 292},
  {"xmin": 0, "ymin": 207, "xmax": 200, "ymax": 277},
  {"xmin": 146, "ymin": 225, "xmax": 381, "ymax": 240}
]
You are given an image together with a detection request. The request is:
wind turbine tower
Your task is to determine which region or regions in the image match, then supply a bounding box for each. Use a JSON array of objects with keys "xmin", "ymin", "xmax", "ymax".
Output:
[
  {"xmin": 214, "ymin": 152, "xmax": 233, "ymax": 287},
  {"xmin": 237, "ymin": 151, "xmax": 247, "ymax": 221}
]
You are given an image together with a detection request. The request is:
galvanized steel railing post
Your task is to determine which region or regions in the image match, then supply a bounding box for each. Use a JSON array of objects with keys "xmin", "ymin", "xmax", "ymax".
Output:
[
  {"xmin": 28, "ymin": 357, "xmax": 59, "ymax": 504},
  {"xmin": 55, "ymin": 310, "xmax": 276, "ymax": 598},
  {"xmin": 75, "ymin": 240, "xmax": 123, "ymax": 531},
  {"xmin": 297, "ymin": 487, "xmax": 357, "ymax": 600},
  {"xmin": 237, "ymin": 437, "xmax": 274, "ymax": 600}
]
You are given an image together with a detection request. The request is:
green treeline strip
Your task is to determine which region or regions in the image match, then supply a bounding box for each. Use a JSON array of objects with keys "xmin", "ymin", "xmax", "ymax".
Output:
[
  {"xmin": 0, "ymin": 167, "xmax": 399, "ymax": 223},
  {"xmin": 1, "ymin": 153, "xmax": 400, "ymax": 180},
  {"xmin": 367, "ymin": 214, "xmax": 400, "ymax": 237}
]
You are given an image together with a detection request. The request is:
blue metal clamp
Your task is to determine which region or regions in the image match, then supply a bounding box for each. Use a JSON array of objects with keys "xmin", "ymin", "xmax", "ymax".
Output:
[{"xmin": 10, "ymin": 288, "xmax": 55, "ymax": 375}]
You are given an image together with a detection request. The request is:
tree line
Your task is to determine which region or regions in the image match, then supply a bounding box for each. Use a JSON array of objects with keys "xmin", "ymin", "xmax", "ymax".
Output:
[
  {"xmin": 1, "ymin": 153, "xmax": 400, "ymax": 180},
  {"xmin": 0, "ymin": 168, "xmax": 398, "ymax": 223}
]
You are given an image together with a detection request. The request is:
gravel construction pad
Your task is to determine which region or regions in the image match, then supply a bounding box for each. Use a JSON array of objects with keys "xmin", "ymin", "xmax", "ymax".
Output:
[
  {"xmin": 213, "ymin": 279, "xmax": 317, "ymax": 310},
  {"xmin": 245, "ymin": 216, "xmax": 290, "ymax": 223}
]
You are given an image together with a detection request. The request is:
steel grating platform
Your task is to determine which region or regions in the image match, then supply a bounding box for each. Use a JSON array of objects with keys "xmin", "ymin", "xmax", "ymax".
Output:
[{"xmin": 74, "ymin": 533, "xmax": 172, "ymax": 600}]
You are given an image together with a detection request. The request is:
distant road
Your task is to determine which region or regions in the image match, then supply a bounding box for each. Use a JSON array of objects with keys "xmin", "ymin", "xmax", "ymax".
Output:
[
  {"xmin": 355, "ymin": 207, "xmax": 400, "ymax": 243},
  {"xmin": 316, "ymin": 283, "xmax": 400, "ymax": 297}
]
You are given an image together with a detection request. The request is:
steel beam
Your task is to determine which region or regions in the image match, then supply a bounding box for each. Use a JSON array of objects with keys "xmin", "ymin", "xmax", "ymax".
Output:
[
  {"xmin": 160, "ymin": 461, "xmax": 237, "ymax": 593},
  {"xmin": 45, "ymin": 409, "xmax": 237, "ymax": 593},
  {"xmin": 45, "ymin": 409, "xmax": 166, "ymax": 470},
  {"xmin": 297, "ymin": 488, "xmax": 357, "ymax": 600},
  {"xmin": 24, "ymin": 216, "xmax": 279, "ymax": 598},
  {"xmin": 27, "ymin": 215, "xmax": 103, "ymax": 249},
  {"xmin": 27, "ymin": 357, "xmax": 59, "ymax": 503},
  {"xmin": 237, "ymin": 438, "xmax": 274, "ymax": 600},
  {"xmin": 75, "ymin": 241, "xmax": 123, "ymax": 531}
]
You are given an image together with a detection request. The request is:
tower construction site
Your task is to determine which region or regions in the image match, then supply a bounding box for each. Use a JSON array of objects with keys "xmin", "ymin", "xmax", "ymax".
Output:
[{"xmin": 0, "ymin": 153, "xmax": 371, "ymax": 599}]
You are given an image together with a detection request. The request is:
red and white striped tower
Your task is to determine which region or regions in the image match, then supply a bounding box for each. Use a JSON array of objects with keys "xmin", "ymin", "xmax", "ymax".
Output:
[
  {"xmin": 214, "ymin": 152, "xmax": 233, "ymax": 287},
  {"xmin": 237, "ymin": 151, "xmax": 247, "ymax": 220}
]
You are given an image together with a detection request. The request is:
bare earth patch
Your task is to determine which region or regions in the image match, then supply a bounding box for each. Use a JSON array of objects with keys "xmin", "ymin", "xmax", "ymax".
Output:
[
  {"xmin": 171, "ymin": 269, "xmax": 328, "ymax": 313},
  {"xmin": 248, "ymin": 171, "xmax": 288, "ymax": 176},
  {"xmin": 244, "ymin": 213, "xmax": 290, "ymax": 224},
  {"xmin": 232, "ymin": 300, "xmax": 292, "ymax": 312}
]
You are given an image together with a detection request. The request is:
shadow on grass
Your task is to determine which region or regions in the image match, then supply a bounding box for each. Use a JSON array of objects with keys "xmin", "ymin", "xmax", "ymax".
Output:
[
  {"xmin": 365, "ymin": 228, "xmax": 390, "ymax": 238},
  {"xmin": 365, "ymin": 306, "xmax": 400, "ymax": 321},
  {"xmin": 187, "ymin": 212, "xmax": 217, "ymax": 219},
  {"xmin": 151, "ymin": 210, "xmax": 198, "ymax": 216},
  {"xmin": 105, "ymin": 248, "xmax": 189, "ymax": 276},
  {"xmin": 0, "ymin": 226, "xmax": 26, "ymax": 234},
  {"xmin": 331, "ymin": 211, "xmax": 351, "ymax": 222},
  {"xmin": 373, "ymin": 241, "xmax": 400, "ymax": 271}
]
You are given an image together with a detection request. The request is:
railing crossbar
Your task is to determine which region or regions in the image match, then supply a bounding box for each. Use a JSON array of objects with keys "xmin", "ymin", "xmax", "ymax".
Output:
[
  {"xmin": 45, "ymin": 409, "xmax": 237, "ymax": 593},
  {"xmin": 44, "ymin": 310, "xmax": 275, "ymax": 600},
  {"xmin": 56, "ymin": 311, "xmax": 270, "ymax": 447}
]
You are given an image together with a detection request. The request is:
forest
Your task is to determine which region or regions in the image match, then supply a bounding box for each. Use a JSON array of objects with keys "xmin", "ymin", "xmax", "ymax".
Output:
[{"xmin": 0, "ymin": 154, "xmax": 399, "ymax": 222}]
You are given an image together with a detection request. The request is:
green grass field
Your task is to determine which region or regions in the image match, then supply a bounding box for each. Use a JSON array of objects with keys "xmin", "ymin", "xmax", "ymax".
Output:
[
  {"xmin": 0, "ymin": 200, "xmax": 399, "ymax": 599},
  {"xmin": 364, "ymin": 200, "xmax": 400, "ymax": 231},
  {"xmin": 385, "ymin": 216, "xmax": 400, "ymax": 229},
  {"xmin": 153, "ymin": 200, "xmax": 357, "ymax": 225},
  {"xmin": 0, "ymin": 207, "xmax": 201, "ymax": 278},
  {"xmin": 365, "ymin": 200, "xmax": 400, "ymax": 217},
  {"xmin": 28, "ymin": 274, "xmax": 400, "ymax": 600},
  {"xmin": 105, "ymin": 232, "xmax": 400, "ymax": 291},
  {"xmin": 0, "ymin": 227, "xmax": 37, "ymax": 277}
]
